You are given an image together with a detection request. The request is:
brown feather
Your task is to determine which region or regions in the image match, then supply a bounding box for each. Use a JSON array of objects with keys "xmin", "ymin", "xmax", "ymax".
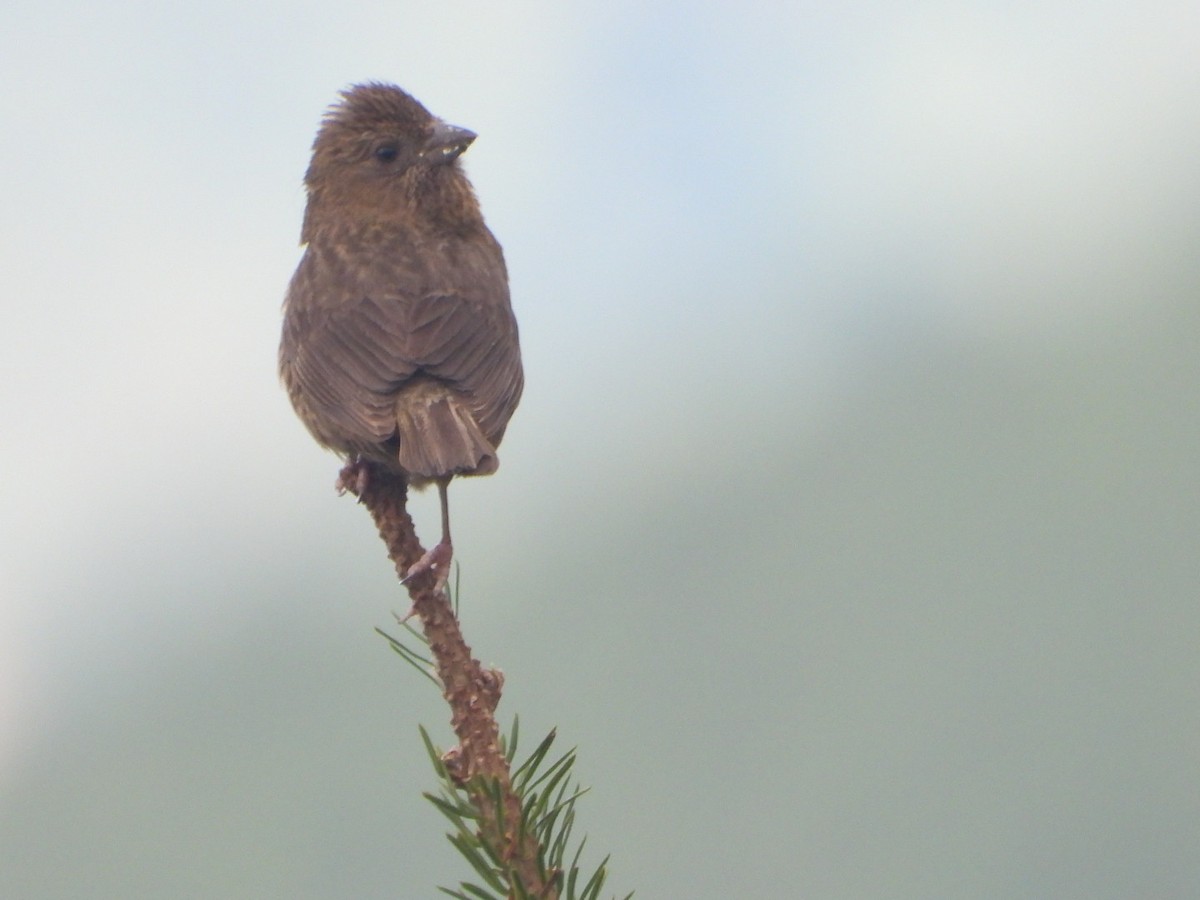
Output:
[
  {"xmin": 279, "ymin": 83, "xmax": 523, "ymax": 484},
  {"xmin": 393, "ymin": 378, "xmax": 498, "ymax": 483}
]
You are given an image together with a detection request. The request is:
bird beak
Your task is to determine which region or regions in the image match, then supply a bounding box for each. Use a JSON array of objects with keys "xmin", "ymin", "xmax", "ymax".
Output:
[{"xmin": 423, "ymin": 120, "xmax": 476, "ymax": 165}]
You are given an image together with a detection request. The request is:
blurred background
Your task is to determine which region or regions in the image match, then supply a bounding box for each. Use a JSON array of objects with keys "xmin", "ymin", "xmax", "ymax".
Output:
[{"xmin": 2, "ymin": 1, "xmax": 1198, "ymax": 897}]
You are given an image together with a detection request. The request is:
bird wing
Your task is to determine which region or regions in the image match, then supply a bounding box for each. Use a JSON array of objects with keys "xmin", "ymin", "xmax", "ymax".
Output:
[
  {"xmin": 280, "ymin": 247, "xmax": 523, "ymax": 452},
  {"xmin": 401, "ymin": 290, "xmax": 524, "ymax": 442}
]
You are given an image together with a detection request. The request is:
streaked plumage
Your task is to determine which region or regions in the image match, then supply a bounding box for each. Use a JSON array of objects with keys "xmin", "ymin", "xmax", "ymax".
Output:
[{"xmin": 280, "ymin": 83, "xmax": 522, "ymax": 583}]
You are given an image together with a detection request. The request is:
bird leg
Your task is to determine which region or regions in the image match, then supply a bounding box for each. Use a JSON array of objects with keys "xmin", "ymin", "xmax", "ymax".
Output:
[{"xmin": 402, "ymin": 476, "xmax": 453, "ymax": 592}]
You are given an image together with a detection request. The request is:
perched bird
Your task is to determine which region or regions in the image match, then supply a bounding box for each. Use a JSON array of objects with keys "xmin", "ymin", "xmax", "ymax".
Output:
[{"xmin": 279, "ymin": 83, "xmax": 523, "ymax": 586}]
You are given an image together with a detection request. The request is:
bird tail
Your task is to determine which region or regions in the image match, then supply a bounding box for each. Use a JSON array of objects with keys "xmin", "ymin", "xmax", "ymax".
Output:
[{"xmin": 393, "ymin": 379, "xmax": 498, "ymax": 480}]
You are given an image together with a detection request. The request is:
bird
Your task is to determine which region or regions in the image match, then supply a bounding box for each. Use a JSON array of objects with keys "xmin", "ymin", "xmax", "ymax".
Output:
[{"xmin": 279, "ymin": 82, "xmax": 523, "ymax": 589}]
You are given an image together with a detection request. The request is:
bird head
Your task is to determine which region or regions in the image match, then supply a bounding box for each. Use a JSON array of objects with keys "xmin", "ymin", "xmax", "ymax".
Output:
[{"xmin": 301, "ymin": 82, "xmax": 482, "ymax": 240}]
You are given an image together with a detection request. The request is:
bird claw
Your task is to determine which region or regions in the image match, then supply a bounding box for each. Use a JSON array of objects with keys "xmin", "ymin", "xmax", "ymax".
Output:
[
  {"xmin": 335, "ymin": 458, "xmax": 371, "ymax": 499},
  {"xmin": 401, "ymin": 541, "xmax": 453, "ymax": 593}
]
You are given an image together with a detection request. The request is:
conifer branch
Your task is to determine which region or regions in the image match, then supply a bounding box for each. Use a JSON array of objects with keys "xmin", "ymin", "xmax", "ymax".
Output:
[{"xmin": 338, "ymin": 459, "xmax": 556, "ymax": 898}]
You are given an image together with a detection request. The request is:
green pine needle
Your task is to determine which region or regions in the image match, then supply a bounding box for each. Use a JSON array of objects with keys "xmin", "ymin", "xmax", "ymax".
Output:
[
  {"xmin": 383, "ymin": 586, "xmax": 630, "ymax": 897},
  {"xmin": 416, "ymin": 723, "xmax": 629, "ymax": 899},
  {"xmin": 375, "ymin": 626, "xmax": 440, "ymax": 689}
]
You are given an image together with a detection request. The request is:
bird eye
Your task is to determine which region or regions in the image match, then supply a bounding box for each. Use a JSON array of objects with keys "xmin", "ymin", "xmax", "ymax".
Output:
[{"xmin": 374, "ymin": 144, "xmax": 399, "ymax": 163}]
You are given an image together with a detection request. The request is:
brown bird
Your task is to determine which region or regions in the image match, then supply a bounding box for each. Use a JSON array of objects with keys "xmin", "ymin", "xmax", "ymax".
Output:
[{"xmin": 279, "ymin": 83, "xmax": 523, "ymax": 587}]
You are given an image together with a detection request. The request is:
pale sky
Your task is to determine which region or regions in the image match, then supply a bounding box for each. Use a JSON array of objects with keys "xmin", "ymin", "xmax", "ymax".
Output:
[{"xmin": 2, "ymin": 2, "xmax": 1199, "ymax": 897}]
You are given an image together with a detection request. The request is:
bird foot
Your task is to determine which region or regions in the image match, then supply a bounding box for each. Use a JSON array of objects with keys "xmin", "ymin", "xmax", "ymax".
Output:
[
  {"xmin": 401, "ymin": 541, "xmax": 453, "ymax": 593},
  {"xmin": 335, "ymin": 458, "xmax": 371, "ymax": 499}
]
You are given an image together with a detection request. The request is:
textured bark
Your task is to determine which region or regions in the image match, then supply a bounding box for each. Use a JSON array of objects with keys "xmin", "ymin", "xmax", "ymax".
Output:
[{"xmin": 339, "ymin": 460, "xmax": 555, "ymax": 898}]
